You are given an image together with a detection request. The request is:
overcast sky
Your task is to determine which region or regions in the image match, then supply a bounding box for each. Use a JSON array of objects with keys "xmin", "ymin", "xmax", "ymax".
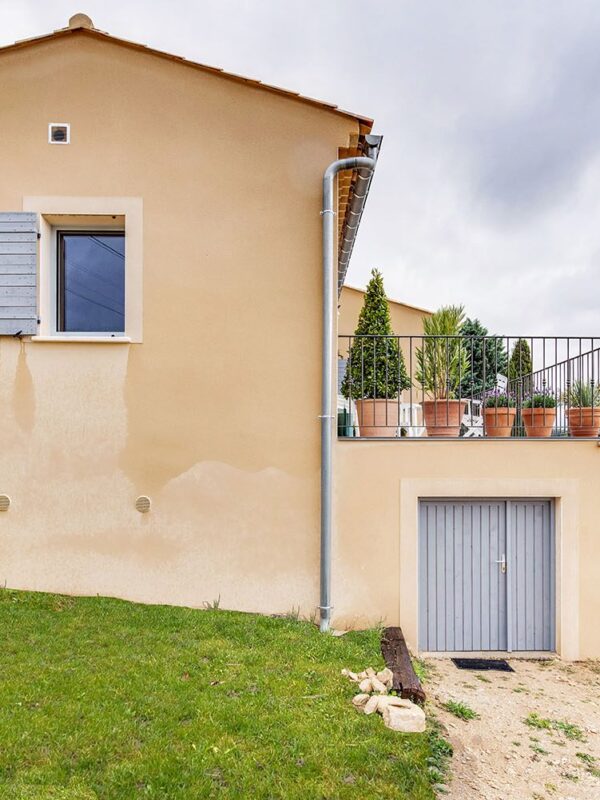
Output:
[{"xmin": 3, "ymin": 0, "xmax": 600, "ymax": 336}]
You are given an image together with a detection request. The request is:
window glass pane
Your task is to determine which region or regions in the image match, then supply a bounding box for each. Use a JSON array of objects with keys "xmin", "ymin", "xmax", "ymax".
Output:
[{"xmin": 60, "ymin": 233, "xmax": 125, "ymax": 332}]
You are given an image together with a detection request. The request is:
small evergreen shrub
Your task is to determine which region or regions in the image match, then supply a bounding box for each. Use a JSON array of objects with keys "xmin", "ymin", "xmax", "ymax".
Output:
[
  {"xmin": 508, "ymin": 339, "xmax": 533, "ymax": 395},
  {"xmin": 341, "ymin": 269, "xmax": 410, "ymax": 400},
  {"xmin": 509, "ymin": 338, "xmax": 534, "ymax": 436}
]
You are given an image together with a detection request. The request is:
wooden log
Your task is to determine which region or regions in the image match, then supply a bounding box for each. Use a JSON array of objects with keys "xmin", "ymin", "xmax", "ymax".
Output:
[{"xmin": 381, "ymin": 626, "xmax": 426, "ymax": 705}]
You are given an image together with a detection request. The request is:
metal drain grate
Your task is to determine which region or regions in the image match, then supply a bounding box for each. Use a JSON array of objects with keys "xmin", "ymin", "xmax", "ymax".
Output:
[{"xmin": 452, "ymin": 658, "xmax": 514, "ymax": 672}]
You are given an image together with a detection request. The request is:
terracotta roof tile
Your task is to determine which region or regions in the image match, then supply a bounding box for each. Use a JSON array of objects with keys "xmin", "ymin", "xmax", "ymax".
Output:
[{"xmin": 0, "ymin": 23, "xmax": 373, "ymax": 128}]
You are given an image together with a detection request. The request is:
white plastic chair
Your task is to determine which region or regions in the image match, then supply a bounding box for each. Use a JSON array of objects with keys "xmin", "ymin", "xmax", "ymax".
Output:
[
  {"xmin": 462, "ymin": 399, "xmax": 484, "ymax": 437},
  {"xmin": 553, "ymin": 402, "xmax": 567, "ymax": 436},
  {"xmin": 398, "ymin": 403, "xmax": 426, "ymax": 437},
  {"xmin": 461, "ymin": 375, "xmax": 507, "ymax": 437},
  {"xmin": 496, "ymin": 373, "xmax": 508, "ymax": 391}
]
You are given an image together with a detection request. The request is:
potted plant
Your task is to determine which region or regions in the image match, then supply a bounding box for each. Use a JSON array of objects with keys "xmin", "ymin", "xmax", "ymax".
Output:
[
  {"xmin": 522, "ymin": 394, "xmax": 556, "ymax": 438},
  {"xmin": 341, "ymin": 270, "xmax": 410, "ymax": 437},
  {"xmin": 563, "ymin": 380, "xmax": 600, "ymax": 438},
  {"xmin": 415, "ymin": 305, "xmax": 470, "ymax": 437},
  {"xmin": 484, "ymin": 391, "xmax": 516, "ymax": 437}
]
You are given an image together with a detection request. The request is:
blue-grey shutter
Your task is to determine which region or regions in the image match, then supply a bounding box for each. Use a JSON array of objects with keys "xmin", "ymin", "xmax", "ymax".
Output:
[{"xmin": 0, "ymin": 212, "xmax": 38, "ymax": 335}]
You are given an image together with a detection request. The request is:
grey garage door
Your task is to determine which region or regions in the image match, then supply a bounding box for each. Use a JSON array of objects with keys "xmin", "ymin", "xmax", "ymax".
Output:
[{"xmin": 419, "ymin": 499, "xmax": 555, "ymax": 652}]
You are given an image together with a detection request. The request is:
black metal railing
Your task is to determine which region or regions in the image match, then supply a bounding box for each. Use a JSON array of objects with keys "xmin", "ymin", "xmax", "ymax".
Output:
[{"xmin": 337, "ymin": 335, "xmax": 600, "ymax": 439}]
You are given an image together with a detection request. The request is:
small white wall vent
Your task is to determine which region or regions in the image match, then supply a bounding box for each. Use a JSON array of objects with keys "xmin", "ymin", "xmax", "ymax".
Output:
[
  {"xmin": 48, "ymin": 123, "xmax": 70, "ymax": 144},
  {"xmin": 135, "ymin": 495, "xmax": 151, "ymax": 513},
  {"xmin": 0, "ymin": 494, "xmax": 11, "ymax": 512}
]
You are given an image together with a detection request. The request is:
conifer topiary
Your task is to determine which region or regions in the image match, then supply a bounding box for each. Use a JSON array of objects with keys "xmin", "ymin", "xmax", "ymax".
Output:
[
  {"xmin": 508, "ymin": 338, "xmax": 533, "ymax": 395},
  {"xmin": 341, "ymin": 269, "xmax": 410, "ymax": 400},
  {"xmin": 509, "ymin": 338, "xmax": 534, "ymax": 436}
]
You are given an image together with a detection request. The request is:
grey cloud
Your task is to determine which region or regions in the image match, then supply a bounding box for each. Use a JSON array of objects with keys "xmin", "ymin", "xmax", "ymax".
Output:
[{"xmin": 467, "ymin": 25, "xmax": 600, "ymax": 221}]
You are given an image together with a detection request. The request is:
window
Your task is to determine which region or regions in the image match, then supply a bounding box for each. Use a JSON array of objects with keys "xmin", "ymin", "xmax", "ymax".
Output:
[
  {"xmin": 57, "ymin": 231, "xmax": 125, "ymax": 333},
  {"xmin": 24, "ymin": 196, "xmax": 142, "ymax": 342}
]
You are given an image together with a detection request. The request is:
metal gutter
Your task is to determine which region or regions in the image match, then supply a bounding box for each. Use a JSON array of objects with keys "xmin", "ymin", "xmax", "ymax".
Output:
[
  {"xmin": 336, "ymin": 135, "xmax": 383, "ymax": 294},
  {"xmin": 319, "ymin": 139, "xmax": 381, "ymax": 632}
]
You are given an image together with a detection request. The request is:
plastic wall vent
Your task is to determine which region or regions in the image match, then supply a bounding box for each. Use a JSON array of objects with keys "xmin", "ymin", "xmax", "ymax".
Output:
[
  {"xmin": 48, "ymin": 123, "xmax": 70, "ymax": 144},
  {"xmin": 0, "ymin": 495, "xmax": 10, "ymax": 512},
  {"xmin": 135, "ymin": 495, "xmax": 151, "ymax": 514}
]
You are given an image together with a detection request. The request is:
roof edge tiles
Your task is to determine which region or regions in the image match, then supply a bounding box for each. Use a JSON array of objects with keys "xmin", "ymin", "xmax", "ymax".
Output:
[{"xmin": 1, "ymin": 22, "xmax": 373, "ymax": 131}]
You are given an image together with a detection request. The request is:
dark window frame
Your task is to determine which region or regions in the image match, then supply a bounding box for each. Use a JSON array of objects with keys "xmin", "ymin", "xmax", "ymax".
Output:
[{"xmin": 56, "ymin": 229, "xmax": 125, "ymax": 333}]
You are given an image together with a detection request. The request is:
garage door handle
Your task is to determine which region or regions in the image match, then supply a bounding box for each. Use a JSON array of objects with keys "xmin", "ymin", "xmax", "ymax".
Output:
[{"xmin": 495, "ymin": 554, "xmax": 507, "ymax": 574}]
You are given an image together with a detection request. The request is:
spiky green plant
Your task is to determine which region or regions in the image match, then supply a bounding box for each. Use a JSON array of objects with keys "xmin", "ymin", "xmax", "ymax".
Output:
[
  {"xmin": 415, "ymin": 305, "xmax": 470, "ymax": 399},
  {"xmin": 341, "ymin": 269, "xmax": 410, "ymax": 400},
  {"xmin": 563, "ymin": 379, "xmax": 600, "ymax": 408}
]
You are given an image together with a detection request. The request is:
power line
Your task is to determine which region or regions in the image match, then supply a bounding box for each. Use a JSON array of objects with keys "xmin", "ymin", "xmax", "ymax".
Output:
[
  {"xmin": 67, "ymin": 255, "xmax": 124, "ymax": 293},
  {"xmin": 67, "ymin": 275, "xmax": 124, "ymax": 312},
  {"xmin": 89, "ymin": 235, "xmax": 125, "ymax": 260}
]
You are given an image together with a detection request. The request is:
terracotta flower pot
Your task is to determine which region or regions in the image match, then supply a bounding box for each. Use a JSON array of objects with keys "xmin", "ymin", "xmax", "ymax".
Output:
[
  {"xmin": 522, "ymin": 407, "xmax": 556, "ymax": 438},
  {"xmin": 484, "ymin": 407, "xmax": 516, "ymax": 437},
  {"xmin": 355, "ymin": 398, "xmax": 399, "ymax": 437},
  {"xmin": 567, "ymin": 407, "xmax": 600, "ymax": 438},
  {"xmin": 422, "ymin": 399, "xmax": 465, "ymax": 437}
]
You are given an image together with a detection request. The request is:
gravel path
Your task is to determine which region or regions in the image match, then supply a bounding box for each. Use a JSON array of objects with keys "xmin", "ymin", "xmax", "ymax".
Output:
[{"xmin": 426, "ymin": 657, "xmax": 600, "ymax": 799}]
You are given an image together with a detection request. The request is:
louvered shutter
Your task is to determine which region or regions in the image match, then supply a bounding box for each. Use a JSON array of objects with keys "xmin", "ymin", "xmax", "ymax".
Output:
[{"xmin": 0, "ymin": 212, "xmax": 38, "ymax": 335}]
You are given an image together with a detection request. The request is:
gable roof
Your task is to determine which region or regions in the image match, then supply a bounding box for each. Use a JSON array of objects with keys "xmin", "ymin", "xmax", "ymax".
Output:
[
  {"xmin": 0, "ymin": 15, "xmax": 373, "ymax": 133},
  {"xmin": 1, "ymin": 14, "xmax": 379, "ymax": 287}
]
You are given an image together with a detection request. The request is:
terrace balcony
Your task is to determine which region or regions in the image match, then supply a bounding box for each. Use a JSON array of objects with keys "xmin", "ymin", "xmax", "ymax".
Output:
[{"xmin": 337, "ymin": 335, "xmax": 600, "ymax": 440}]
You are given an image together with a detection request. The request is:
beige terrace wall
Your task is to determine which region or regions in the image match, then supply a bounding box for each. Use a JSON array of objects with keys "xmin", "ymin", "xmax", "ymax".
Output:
[
  {"xmin": 338, "ymin": 285, "xmax": 430, "ymax": 371},
  {"xmin": 338, "ymin": 285, "xmax": 431, "ymax": 340},
  {"xmin": 0, "ymin": 33, "xmax": 358, "ymax": 616},
  {"xmin": 333, "ymin": 439, "xmax": 600, "ymax": 660}
]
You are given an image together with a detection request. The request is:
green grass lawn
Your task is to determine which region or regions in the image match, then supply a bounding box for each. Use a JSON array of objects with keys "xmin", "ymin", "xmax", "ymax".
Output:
[{"xmin": 0, "ymin": 590, "xmax": 442, "ymax": 799}]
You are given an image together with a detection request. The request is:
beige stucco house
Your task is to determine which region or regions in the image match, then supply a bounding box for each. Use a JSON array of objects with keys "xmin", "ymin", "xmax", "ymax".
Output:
[{"xmin": 1, "ymin": 14, "xmax": 599, "ymax": 661}]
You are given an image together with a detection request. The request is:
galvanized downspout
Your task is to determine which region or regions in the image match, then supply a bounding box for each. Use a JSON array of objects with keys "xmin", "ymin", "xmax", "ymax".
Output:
[{"xmin": 320, "ymin": 151, "xmax": 378, "ymax": 632}]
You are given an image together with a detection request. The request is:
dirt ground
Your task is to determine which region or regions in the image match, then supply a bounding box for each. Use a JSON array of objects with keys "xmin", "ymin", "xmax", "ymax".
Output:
[{"xmin": 426, "ymin": 657, "xmax": 600, "ymax": 800}]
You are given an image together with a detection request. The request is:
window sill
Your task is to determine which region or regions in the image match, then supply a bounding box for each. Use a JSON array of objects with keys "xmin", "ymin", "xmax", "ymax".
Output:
[{"xmin": 31, "ymin": 336, "xmax": 132, "ymax": 344}]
